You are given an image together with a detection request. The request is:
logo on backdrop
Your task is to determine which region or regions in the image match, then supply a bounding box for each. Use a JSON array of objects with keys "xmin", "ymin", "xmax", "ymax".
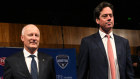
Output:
[
  {"xmin": 56, "ymin": 55, "xmax": 69, "ymax": 69},
  {"xmin": 0, "ymin": 57, "xmax": 6, "ymax": 66}
]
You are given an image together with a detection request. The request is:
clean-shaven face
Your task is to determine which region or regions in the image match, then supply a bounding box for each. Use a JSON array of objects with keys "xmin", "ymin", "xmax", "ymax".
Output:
[{"xmin": 21, "ymin": 25, "xmax": 40, "ymax": 50}]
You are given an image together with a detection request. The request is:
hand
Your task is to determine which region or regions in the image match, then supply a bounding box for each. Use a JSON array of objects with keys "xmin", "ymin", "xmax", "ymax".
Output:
[{"xmin": 133, "ymin": 63, "xmax": 138, "ymax": 67}]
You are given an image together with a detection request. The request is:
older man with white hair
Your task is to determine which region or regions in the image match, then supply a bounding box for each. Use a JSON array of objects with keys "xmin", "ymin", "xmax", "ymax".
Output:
[{"xmin": 4, "ymin": 24, "xmax": 56, "ymax": 79}]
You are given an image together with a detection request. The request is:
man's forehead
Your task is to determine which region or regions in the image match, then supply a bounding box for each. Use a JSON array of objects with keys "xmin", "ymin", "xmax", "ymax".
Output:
[
  {"xmin": 100, "ymin": 11, "xmax": 113, "ymax": 15},
  {"xmin": 100, "ymin": 7, "xmax": 113, "ymax": 13},
  {"xmin": 25, "ymin": 25, "xmax": 39, "ymax": 31},
  {"xmin": 24, "ymin": 26, "xmax": 40, "ymax": 34},
  {"xmin": 25, "ymin": 25, "xmax": 38, "ymax": 29}
]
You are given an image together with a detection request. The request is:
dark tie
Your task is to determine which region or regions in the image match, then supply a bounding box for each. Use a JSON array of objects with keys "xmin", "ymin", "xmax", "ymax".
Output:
[
  {"xmin": 106, "ymin": 35, "xmax": 116, "ymax": 79},
  {"xmin": 29, "ymin": 55, "xmax": 38, "ymax": 79}
]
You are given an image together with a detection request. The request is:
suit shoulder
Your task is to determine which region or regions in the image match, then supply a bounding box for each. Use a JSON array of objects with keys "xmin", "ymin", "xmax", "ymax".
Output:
[
  {"xmin": 82, "ymin": 33, "xmax": 97, "ymax": 40},
  {"xmin": 6, "ymin": 51, "xmax": 22, "ymax": 58},
  {"xmin": 114, "ymin": 34, "xmax": 128, "ymax": 41},
  {"xmin": 114, "ymin": 34, "xmax": 129, "ymax": 45},
  {"xmin": 39, "ymin": 52, "xmax": 53, "ymax": 59},
  {"xmin": 5, "ymin": 51, "xmax": 23, "ymax": 61}
]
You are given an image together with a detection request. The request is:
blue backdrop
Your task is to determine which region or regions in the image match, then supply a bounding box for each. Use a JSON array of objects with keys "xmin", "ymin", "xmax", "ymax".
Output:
[{"xmin": 0, "ymin": 47, "xmax": 77, "ymax": 79}]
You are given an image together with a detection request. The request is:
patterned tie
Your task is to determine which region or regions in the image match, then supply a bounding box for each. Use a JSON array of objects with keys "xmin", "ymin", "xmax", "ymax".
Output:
[
  {"xmin": 29, "ymin": 55, "xmax": 38, "ymax": 79},
  {"xmin": 106, "ymin": 35, "xmax": 116, "ymax": 79}
]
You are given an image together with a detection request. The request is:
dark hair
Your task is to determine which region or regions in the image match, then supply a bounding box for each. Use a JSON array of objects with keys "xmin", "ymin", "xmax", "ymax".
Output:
[{"xmin": 93, "ymin": 1, "xmax": 114, "ymax": 22}]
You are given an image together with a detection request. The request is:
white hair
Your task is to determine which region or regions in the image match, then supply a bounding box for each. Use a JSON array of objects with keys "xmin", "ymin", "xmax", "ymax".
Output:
[{"xmin": 21, "ymin": 24, "xmax": 40, "ymax": 35}]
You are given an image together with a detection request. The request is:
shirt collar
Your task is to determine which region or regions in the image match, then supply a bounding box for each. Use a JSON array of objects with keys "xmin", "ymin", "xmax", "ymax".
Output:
[
  {"xmin": 23, "ymin": 48, "xmax": 38, "ymax": 58},
  {"xmin": 99, "ymin": 29, "xmax": 114, "ymax": 39}
]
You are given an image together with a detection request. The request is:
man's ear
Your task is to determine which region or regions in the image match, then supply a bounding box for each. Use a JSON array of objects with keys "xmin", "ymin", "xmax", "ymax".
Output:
[
  {"xmin": 21, "ymin": 35, "xmax": 24, "ymax": 42},
  {"xmin": 96, "ymin": 18, "xmax": 99, "ymax": 24}
]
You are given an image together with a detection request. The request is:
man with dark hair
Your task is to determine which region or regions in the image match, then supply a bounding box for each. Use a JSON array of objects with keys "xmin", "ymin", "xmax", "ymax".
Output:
[{"xmin": 78, "ymin": 1, "xmax": 134, "ymax": 79}]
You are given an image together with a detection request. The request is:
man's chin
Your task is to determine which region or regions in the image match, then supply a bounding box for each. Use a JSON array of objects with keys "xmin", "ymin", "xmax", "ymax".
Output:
[
  {"xmin": 106, "ymin": 25, "xmax": 113, "ymax": 28},
  {"xmin": 30, "ymin": 47, "xmax": 38, "ymax": 49},
  {"xmin": 29, "ymin": 45, "xmax": 38, "ymax": 49}
]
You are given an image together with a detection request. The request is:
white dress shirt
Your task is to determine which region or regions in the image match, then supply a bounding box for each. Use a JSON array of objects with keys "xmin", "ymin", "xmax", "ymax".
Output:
[
  {"xmin": 23, "ymin": 48, "xmax": 39, "ymax": 73},
  {"xmin": 99, "ymin": 30, "xmax": 120, "ymax": 79}
]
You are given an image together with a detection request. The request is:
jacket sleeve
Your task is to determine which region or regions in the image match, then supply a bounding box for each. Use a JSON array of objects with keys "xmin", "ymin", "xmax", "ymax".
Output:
[
  {"xmin": 51, "ymin": 58, "xmax": 56, "ymax": 79},
  {"xmin": 126, "ymin": 40, "xmax": 134, "ymax": 79},
  {"xmin": 3, "ymin": 58, "xmax": 14, "ymax": 79},
  {"xmin": 77, "ymin": 38, "xmax": 89, "ymax": 79}
]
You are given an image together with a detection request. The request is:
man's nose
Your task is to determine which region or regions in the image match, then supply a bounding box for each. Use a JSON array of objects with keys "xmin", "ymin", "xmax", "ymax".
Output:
[
  {"xmin": 108, "ymin": 18, "xmax": 111, "ymax": 22},
  {"xmin": 32, "ymin": 35, "xmax": 36, "ymax": 40},
  {"xmin": 107, "ymin": 15, "xmax": 111, "ymax": 21}
]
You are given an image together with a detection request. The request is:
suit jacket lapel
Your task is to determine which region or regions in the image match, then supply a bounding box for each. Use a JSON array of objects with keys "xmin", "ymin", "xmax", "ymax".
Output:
[
  {"xmin": 114, "ymin": 34, "xmax": 121, "ymax": 64},
  {"xmin": 18, "ymin": 52, "xmax": 32, "ymax": 78},
  {"xmin": 94, "ymin": 32, "xmax": 108, "ymax": 59}
]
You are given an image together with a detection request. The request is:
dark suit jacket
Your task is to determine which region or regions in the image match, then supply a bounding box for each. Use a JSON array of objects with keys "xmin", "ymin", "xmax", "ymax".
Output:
[
  {"xmin": 3, "ymin": 51, "xmax": 56, "ymax": 79},
  {"xmin": 77, "ymin": 32, "xmax": 134, "ymax": 79}
]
